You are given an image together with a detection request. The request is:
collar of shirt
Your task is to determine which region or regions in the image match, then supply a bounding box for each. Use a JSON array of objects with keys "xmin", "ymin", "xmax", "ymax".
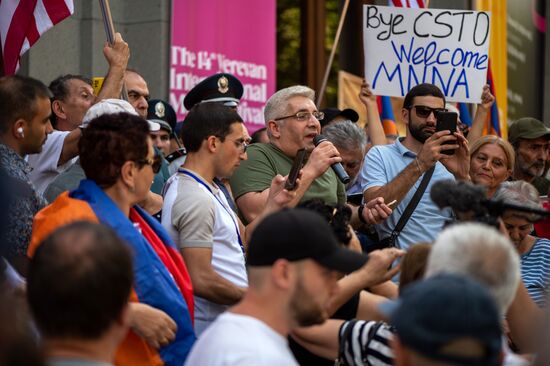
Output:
[{"xmin": 394, "ymin": 138, "xmax": 417, "ymax": 159}]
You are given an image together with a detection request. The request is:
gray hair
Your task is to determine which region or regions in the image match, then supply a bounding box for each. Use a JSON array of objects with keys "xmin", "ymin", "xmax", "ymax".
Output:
[
  {"xmin": 493, "ymin": 181, "xmax": 541, "ymax": 222},
  {"xmin": 264, "ymin": 85, "xmax": 315, "ymax": 124},
  {"xmin": 425, "ymin": 222, "xmax": 520, "ymax": 316},
  {"xmin": 323, "ymin": 121, "xmax": 367, "ymax": 153}
]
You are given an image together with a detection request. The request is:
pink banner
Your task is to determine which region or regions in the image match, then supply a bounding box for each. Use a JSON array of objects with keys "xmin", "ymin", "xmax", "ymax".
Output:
[{"xmin": 170, "ymin": 0, "xmax": 276, "ymax": 134}]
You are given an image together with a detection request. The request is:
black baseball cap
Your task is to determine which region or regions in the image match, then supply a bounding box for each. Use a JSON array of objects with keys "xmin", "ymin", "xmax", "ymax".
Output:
[
  {"xmin": 183, "ymin": 73, "xmax": 243, "ymax": 111},
  {"xmin": 247, "ymin": 209, "xmax": 368, "ymax": 273},
  {"xmin": 380, "ymin": 274, "xmax": 502, "ymax": 366},
  {"xmin": 147, "ymin": 99, "xmax": 177, "ymax": 134},
  {"xmin": 320, "ymin": 108, "xmax": 359, "ymax": 127}
]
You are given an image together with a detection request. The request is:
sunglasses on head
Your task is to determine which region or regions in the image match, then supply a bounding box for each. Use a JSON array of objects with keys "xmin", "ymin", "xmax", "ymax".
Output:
[{"xmin": 410, "ymin": 105, "xmax": 447, "ymax": 118}]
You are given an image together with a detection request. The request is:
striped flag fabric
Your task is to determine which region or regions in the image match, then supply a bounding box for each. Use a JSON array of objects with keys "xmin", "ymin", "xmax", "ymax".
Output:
[
  {"xmin": 486, "ymin": 62, "xmax": 501, "ymax": 136},
  {"xmin": 390, "ymin": 0, "xmax": 501, "ymax": 137},
  {"xmin": 389, "ymin": 0, "xmax": 425, "ymax": 8},
  {"xmin": 377, "ymin": 95, "xmax": 398, "ymax": 136},
  {"xmin": 0, "ymin": 0, "xmax": 74, "ymax": 75}
]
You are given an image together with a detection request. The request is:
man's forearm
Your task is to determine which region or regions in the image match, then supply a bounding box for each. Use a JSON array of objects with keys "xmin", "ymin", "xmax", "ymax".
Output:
[
  {"xmin": 193, "ymin": 270, "xmax": 245, "ymax": 305},
  {"xmin": 58, "ymin": 128, "xmax": 81, "ymax": 166},
  {"xmin": 364, "ymin": 160, "xmax": 422, "ymax": 205},
  {"xmin": 97, "ymin": 65, "xmax": 126, "ymax": 101}
]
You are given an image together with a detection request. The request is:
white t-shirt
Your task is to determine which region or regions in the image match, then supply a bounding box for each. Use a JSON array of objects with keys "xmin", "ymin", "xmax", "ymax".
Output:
[
  {"xmin": 185, "ymin": 312, "xmax": 298, "ymax": 366},
  {"xmin": 27, "ymin": 130, "xmax": 76, "ymax": 194},
  {"xmin": 162, "ymin": 170, "xmax": 248, "ymax": 335}
]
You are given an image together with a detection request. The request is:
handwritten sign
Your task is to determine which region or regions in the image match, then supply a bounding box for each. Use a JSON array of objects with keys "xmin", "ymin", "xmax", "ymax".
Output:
[{"xmin": 363, "ymin": 5, "xmax": 491, "ymax": 103}]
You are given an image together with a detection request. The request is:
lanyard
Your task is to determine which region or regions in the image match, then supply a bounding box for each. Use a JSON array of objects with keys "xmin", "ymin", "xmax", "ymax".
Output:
[{"xmin": 178, "ymin": 169, "xmax": 244, "ymax": 253}]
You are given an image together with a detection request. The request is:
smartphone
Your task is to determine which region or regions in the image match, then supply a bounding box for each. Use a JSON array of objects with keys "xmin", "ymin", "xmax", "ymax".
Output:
[
  {"xmin": 347, "ymin": 193, "xmax": 363, "ymax": 206},
  {"xmin": 436, "ymin": 111, "xmax": 458, "ymax": 155},
  {"xmin": 285, "ymin": 148, "xmax": 306, "ymax": 190}
]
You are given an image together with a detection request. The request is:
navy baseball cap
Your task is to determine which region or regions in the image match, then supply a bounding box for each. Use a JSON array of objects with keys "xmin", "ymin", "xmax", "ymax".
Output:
[
  {"xmin": 320, "ymin": 108, "xmax": 359, "ymax": 127},
  {"xmin": 380, "ymin": 274, "xmax": 502, "ymax": 366},
  {"xmin": 247, "ymin": 209, "xmax": 368, "ymax": 273}
]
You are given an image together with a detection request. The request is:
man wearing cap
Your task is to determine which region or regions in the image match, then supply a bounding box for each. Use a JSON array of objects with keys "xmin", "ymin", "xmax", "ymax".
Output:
[
  {"xmin": 184, "ymin": 208, "xmax": 370, "ymax": 365},
  {"xmin": 184, "ymin": 73, "xmax": 243, "ymax": 111},
  {"xmin": 320, "ymin": 107, "xmax": 359, "ymax": 131},
  {"xmin": 28, "ymin": 33, "xmax": 130, "ymax": 195},
  {"xmin": 148, "ymin": 99, "xmax": 188, "ymax": 176},
  {"xmin": 425, "ymin": 222, "xmax": 531, "ymax": 365},
  {"xmin": 389, "ymin": 274, "xmax": 502, "ymax": 366},
  {"xmin": 162, "ymin": 103, "xmax": 296, "ymax": 336},
  {"xmin": 148, "ymin": 100, "xmax": 173, "ymax": 157},
  {"xmin": 294, "ymin": 273, "xmax": 502, "ymax": 366},
  {"xmin": 182, "ymin": 72, "xmax": 245, "ymax": 212},
  {"xmin": 43, "ymin": 99, "xmax": 162, "ymax": 212},
  {"xmin": 508, "ymin": 117, "xmax": 550, "ymax": 195}
]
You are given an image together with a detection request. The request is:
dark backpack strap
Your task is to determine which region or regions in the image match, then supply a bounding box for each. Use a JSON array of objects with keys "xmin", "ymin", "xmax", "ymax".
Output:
[{"xmin": 389, "ymin": 166, "xmax": 435, "ymax": 247}]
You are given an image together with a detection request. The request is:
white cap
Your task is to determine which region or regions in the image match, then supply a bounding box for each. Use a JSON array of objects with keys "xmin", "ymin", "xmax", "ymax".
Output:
[{"xmin": 80, "ymin": 99, "xmax": 160, "ymax": 131}]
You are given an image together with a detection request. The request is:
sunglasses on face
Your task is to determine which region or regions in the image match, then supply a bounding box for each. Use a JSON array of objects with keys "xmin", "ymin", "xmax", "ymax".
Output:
[
  {"xmin": 138, "ymin": 149, "xmax": 162, "ymax": 174},
  {"xmin": 410, "ymin": 105, "xmax": 447, "ymax": 118}
]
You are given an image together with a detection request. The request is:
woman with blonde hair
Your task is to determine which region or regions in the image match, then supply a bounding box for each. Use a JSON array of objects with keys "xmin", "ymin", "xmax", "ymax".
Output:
[{"xmin": 470, "ymin": 135, "xmax": 515, "ymax": 197}]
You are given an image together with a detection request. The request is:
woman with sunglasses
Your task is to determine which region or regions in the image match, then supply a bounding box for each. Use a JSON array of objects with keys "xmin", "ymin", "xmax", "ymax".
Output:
[{"xmin": 29, "ymin": 112, "xmax": 197, "ymax": 365}]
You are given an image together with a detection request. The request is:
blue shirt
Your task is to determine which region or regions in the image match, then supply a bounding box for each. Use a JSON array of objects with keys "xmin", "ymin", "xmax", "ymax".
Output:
[
  {"xmin": 359, "ymin": 138, "xmax": 453, "ymax": 250},
  {"xmin": 0, "ymin": 144, "xmax": 46, "ymax": 260},
  {"xmin": 521, "ymin": 237, "xmax": 550, "ymax": 308}
]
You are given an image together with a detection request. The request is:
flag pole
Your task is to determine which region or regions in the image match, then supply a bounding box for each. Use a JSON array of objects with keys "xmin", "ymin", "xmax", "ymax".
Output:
[
  {"xmin": 316, "ymin": 0, "xmax": 351, "ymax": 108},
  {"xmin": 98, "ymin": 0, "xmax": 128, "ymax": 100}
]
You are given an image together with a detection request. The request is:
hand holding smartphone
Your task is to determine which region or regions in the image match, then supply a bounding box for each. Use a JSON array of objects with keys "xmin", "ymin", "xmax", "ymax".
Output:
[
  {"xmin": 435, "ymin": 111, "xmax": 458, "ymax": 155},
  {"xmin": 285, "ymin": 148, "xmax": 306, "ymax": 190}
]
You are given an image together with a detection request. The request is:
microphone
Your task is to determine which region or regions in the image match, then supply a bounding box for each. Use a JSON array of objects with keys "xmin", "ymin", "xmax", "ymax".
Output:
[
  {"xmin": 430, "ymin": 180, "xmax": 550, "ymax": 218},
  {"xmin": 313, "ymin": 134, "xmax": 350, "ymax": 184}
]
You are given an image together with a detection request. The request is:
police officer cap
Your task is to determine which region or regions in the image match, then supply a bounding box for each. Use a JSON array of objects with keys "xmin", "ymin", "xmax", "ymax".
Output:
[
  {"xmin": 147, "ymin": 99, "xmax": 177, "ymax": 134},
  {"xmin": 183, "ymin": 73, "xmax": 243, "ymax": 111}
]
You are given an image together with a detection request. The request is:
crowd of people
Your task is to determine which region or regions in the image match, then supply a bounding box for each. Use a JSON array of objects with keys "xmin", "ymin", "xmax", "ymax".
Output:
[{"xmin": 1, "ymin": 32, "xmax": 550, "ymax": 366}]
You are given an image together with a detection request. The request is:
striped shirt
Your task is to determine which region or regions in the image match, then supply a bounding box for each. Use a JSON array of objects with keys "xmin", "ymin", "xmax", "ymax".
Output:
[
  {"xmin": 338, "ymin": 320, "xmax": 395, "ymax": 366},
  {"xmin": 521, "ymin": 237, "xmax": 550, "ymax": 308}
]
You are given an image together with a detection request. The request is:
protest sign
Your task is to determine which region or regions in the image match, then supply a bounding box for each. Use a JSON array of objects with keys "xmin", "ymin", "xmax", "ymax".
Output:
[
  {"xmin": 363, "ymin": 5, "xmax": 491, "ymax": 103},
  {"xmin": 170, "ymin": 0, "xmax": 276, "ymax": 133}
]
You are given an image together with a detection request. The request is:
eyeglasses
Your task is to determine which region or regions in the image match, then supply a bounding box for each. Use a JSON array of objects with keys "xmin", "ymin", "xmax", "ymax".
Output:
[
  {"xmin": 230, "ymin": 138, "xmax": 249, "ymax": 153},
  {"xmin": 409, "ymin": 105, "xmax": 447, "ymax": 118},
  {"xmin": 138, "ymin": 150, "xmax": 162, "ymax": 174},
  {"xmin": 274, "ymin": 111, "xmax": 324, "ymax": 122}
]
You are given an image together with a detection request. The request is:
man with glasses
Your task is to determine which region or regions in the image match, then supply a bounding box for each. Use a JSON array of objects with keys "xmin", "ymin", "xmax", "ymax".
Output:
[
  {"xmin": 230, "ymin": 85, "xmax": 348, "ymax": 224},
  {"xmin": 162, "ymin": 103, "xmax": 296, "ymax": 336},
  {"xmin": 361, "ymin": 83, "xmax": 469, "ymax": 251}
]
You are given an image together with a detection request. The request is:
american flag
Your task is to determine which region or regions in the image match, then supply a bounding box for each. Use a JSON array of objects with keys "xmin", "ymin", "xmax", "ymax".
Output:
[
  {"xmin": 389, "ymin": 0, "xmax": 425, "ymax": 8},
  {"xmin": 0, "ymin": 0, "xmax": 74, "ymax": 75}
]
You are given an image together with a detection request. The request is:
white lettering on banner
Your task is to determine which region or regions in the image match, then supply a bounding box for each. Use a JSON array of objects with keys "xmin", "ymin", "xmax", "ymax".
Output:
[
  {"xmin": 363, "ymin": 5, "xmax": 491, "ymax": 103},
  {"xmin": 169, "ymin": 46, "xmax": 269, "ymax": 129}
]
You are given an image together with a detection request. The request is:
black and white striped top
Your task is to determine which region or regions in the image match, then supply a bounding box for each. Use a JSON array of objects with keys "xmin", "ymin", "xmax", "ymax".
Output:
[{"xmin": 337, "ymin": 320, "xmax": 395, "ymax": 366}]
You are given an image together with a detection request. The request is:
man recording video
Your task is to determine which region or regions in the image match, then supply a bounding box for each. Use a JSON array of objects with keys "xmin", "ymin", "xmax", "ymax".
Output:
[{"xmin": 361, "ymin": 83, "xmax": 470, "ymax": 250}]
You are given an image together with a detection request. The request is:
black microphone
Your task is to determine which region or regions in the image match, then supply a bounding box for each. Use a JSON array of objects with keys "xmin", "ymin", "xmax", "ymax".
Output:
[
  {"xmin": 313, "ymin": 134, "xmax": 350, "ymax": 184},
  {"xmin": 431, "ymin": 180, "xmax": 550, "ymax": 217}
]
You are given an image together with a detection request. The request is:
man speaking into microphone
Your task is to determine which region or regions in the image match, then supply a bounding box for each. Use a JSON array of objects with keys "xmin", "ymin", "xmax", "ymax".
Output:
[{"xmin": 230, "ymin": 85, "xmax": 391, "ymax": 225}]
